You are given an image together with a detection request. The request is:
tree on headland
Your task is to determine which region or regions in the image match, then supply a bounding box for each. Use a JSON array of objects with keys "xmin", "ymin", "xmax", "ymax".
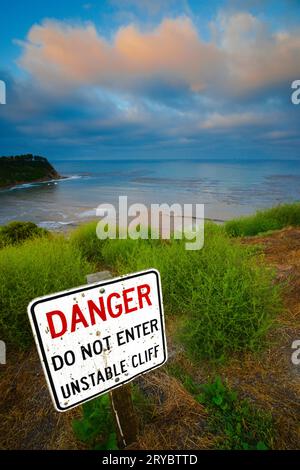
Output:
[{"xmin": 0, "ymin": 154, "xmax": 61, "ymax": 187}]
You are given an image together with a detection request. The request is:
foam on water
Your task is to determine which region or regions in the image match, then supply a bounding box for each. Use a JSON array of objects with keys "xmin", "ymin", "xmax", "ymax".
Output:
[
  {"xmin": 38, "ymin": 221, "xmax": 76, "ymax": 231},
  {"xmin": 5, "ymin": 175, "xmax": 83, "ymax": 192},
  {"xmin": 76, "ymin": 208, "xmax": 97, "ymax": 218}
]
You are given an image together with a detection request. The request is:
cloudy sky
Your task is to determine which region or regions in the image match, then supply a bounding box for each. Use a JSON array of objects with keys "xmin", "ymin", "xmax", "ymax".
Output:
[{"xmin": 0, "ymin": 0, "xmax": 300, "ymax": 160}]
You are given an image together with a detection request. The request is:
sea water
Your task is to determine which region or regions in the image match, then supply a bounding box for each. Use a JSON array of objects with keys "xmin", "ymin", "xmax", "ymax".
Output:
[{"xmin": 0, "ymin": 158, "xmax": 300, "ymax": 229}]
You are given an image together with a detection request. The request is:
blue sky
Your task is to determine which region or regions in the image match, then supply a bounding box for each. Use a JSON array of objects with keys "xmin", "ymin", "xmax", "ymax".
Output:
[{"xmin": 0, "ymin": 0, "xmax": 300, "ymax": 160}]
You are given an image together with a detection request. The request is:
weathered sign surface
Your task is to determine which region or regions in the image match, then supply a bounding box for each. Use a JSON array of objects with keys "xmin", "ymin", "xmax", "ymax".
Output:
[{"xmin": 28, "ymin": 269, "xmax": 167, "ymax": 411}]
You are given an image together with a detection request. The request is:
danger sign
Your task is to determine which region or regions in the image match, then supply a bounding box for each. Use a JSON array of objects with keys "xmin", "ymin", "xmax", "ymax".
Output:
[{"xmin": 28, "ymin": 269, "xmax": 167, "ymax": 411}]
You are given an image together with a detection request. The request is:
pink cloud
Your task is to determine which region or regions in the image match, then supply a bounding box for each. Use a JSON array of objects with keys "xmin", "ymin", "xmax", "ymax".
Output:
[
  {"xmin": 18, "ymin": 13, "xmax": 300, "ymax": 97},
  {"xmin": 17, "ymin": 17, "xmax": 224, "ymax": 93},
  {"xmin": 217, "ymin": 12, "xmax": 300, "ymax": 94}
]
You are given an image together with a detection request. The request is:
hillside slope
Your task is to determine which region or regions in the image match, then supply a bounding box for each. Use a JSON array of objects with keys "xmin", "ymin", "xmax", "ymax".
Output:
[
  {"xmin": 0, "ymin": 226, "xmax": 299, "ymax": 449},
  {"xmin": 0, "ymin": 155, "xmax": 61, "ymax": 188}
]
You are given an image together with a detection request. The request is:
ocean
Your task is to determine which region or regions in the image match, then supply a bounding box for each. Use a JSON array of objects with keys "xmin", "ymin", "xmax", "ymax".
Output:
[{"xmin": 0, "ymin": 159, "xmax": 300, "ymax": 230}]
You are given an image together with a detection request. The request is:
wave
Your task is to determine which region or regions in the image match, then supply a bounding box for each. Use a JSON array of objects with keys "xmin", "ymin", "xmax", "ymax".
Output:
[
  {"xmin": 37, "ymin": 220, "xmax": 76, "ymax": 231},
  {"xmin": 8, "ymin": 182, "xmax": 36, "ymax": 191},
  {"xmin": 76, "ymin": 208, "xmax": 97, "ymax": 218},
  {"xmin": 61, "ymin": 175, "xmax": 83, "ymax": 181},
  {"xmin": 6, "ymin": 175, "xmax": 83, "ymax": 192}
]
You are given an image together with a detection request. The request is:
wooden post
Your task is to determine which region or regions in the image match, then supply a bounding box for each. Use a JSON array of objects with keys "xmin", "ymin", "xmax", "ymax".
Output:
[{"xmin": 86, "ymin": 271, "xmax": 138, "ymax": 449}]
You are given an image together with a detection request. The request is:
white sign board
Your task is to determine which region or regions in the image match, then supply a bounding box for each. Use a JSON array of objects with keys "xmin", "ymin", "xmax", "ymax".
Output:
[{"xmin": 28, "ymin": 269, "xmax": 167, "ymax": 411}]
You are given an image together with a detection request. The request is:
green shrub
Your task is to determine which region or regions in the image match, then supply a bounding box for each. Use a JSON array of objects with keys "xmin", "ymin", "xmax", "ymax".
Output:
[
  {"xmin": 1, "ymin": 220, "xmax": 281, "ymax": 359},
  {"xmin": 0, "ymin": 221, "xmax": 48, "ymax": 247},
  {"xmin": 96, "ymin": 224, "xmax": 281, "ymax": 360},
  {"xmin": 72, "ymin": 386, "xmax": 152, "ymax": 450},
  {"xmin": 166, "ymin": 366, "xmax": 274, "ymax": 449},
  {"xmin": 70, "ymin": 221, "xmax": 105, "ymax": 263},
  {"xmin": 0, "ymin": 236, "xmax": 92, "ymax": 348},
  {"xmin": 225, "ymin": 203, "xmax": 300, "ymax": 237},
  {"xmin": 198, "ymin": 377, "xmax": 274, "ymax": 450},
  {"xmin": 72, "ymin": 395, "xmax": 118, "ymax": 450}
]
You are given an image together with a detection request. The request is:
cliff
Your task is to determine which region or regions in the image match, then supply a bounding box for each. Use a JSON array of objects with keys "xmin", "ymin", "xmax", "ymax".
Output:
[{"xmin": 0, "ymin": 154, "xmax": 61, "ymax": 188}]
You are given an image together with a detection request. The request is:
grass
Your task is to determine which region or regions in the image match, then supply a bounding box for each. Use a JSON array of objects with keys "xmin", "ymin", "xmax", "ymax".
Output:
[
  {"xmin": 225, "ymin": 202, "xmax": 300, "ymax": 237},
  {"xmin": 0, "ymin": 210, "xmax": 291, "ymax": 450},
  {"xmin": 132, "ymin": 383, "xmax": 155, "ymax": 426},
  {"xmin": 165, "ymin": 362, "xmax": 200, "ymax": 395},
  {"xmin": 72, "ymin": 394, "xmax": 118, "ymax": 450},
  {"xmin": 72, "ymin": 385, "xmax": 153, "ymax": 450},
  {"xmin": 70, "ymin": 221, "xmax": 105, "ymax": 263},
  {"xmin": 0, "ymin": 217, "xmax": 282, "ymax": 359},
  {"xmin": 166, "ymin": 364, "xmax": 274, "ymax": 450},
  {"xmin": 198, "ymin": 377, "xmax": 274, "ymax": 450},
  {"xmin": 0, "ymin": 236, "xmax": 92, "ymax": 348},
  {"xmin": 71, "ymin": 222, "xmax": 281, "ymax": 360}
]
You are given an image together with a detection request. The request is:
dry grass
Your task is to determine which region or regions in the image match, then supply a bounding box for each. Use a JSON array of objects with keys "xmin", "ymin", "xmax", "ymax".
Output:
[
  {"xmin": 133, "ymin": 371, "xmax": 214, "ymax": 450},
  {"xmin": 0, "ymin": 350, "xmax": 212, "ymax": 450},
  {"xmin": 0, "ymin": 348, "xmax": 82, "ymax": 450}
]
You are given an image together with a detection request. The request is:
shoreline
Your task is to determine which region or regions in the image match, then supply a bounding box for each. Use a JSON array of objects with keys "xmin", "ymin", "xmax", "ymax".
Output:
[
  {"xmin": 42, "ymin": 213, "xmax": 226, "ymax": 235},
  {"xmin": 0, "ymin": 175, "xmax": 66, "ymax": 190}
]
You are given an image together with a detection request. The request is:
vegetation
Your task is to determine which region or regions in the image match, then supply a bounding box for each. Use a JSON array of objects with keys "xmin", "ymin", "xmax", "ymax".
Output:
[
  {"xmin": 166, "ymin": 362, "xmax": 200, "ymax": 395},
  {"xmin": 72, "ymin": 395, "xmax": 118, "ymax": 450},
  {"xmin": 70, "ymin": 221, "xmax": 105, "ymax": 263},
  {"xmin": 0, "ymin": 154, "xmax": 61, "ymax": 187},
  {"xmin": 0, "ymin": 236, "xmax": 92, "ymax": 348},
  {"xmin": 0, "ymin": 221, "xmax": 48, "ymax": 248},
  {"xmin": 0, "ymin": 219, "xmax": 280, "ymax": 357},
  {"xmin": 71, "ymin": 222, "xmax": 281, "ymax": 360},
  {"xmin": 72, "ymin": 385, "xmax": 153, "ymax": 450},
  {"xmin": 166, "ymin": 365, "xmax": 274, "ymax": 450},
  {"xmin": 225, "ymin": 202, "xmax": 300, "ymax": 237},
  {"xmin": 0, "ymin": 204, "xmax": 294, "ymax": 450},
  {"xmin": 198, "ymin": 377, "xmax": 274, "ymax": 450}
]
